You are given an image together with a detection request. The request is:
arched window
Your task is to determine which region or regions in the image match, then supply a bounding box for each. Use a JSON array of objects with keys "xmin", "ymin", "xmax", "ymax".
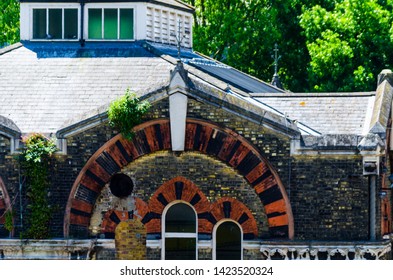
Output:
[
  {"xmin": 162, "ymin": 202, "xmax": 197, "ymax": 260},
  {"xmin": 214, "ymin": 220, "xmax": 242, "ymax": 260}
]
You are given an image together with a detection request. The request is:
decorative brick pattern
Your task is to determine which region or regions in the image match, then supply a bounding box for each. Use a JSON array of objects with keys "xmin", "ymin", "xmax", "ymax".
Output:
[
  {"xmin": 210, "ymin": 197, "xmax": 258, "ymax": 239},
  {"xmin": 65, "ymin": 119, "xmax": 293, "ymax": 239},
  {"xmin": 147, "ymin": 176, "xmax": 210, "ymax": 234},
  {"xmin": 0, "ymin": 176, "xmax": 11, "ymax": 236}
]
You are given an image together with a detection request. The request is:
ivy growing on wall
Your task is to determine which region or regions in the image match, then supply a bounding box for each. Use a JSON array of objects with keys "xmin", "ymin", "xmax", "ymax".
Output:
[
  {"xmin": 21, "ymin": 133, "xmax": 57, "ymax": 239},
  {"xmin": 108, "ymin": 89, "xmax": 151, "ymax": 141},
  {"xmin": 4, "ymin": 209, "xmax": 14, "ymax": 237}
]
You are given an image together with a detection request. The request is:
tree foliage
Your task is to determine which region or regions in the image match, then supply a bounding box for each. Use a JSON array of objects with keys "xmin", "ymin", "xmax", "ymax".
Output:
[
  {"xmin": 0, "ymin": 0, "xmax": 19, "ymax": 47},
  {"xmin": 300, "ymin": 0, "xmax": 393, "ymax": 91},
  {"xmin": 186, "ymin": 0, "xmax": 393, "ymax": 92}
]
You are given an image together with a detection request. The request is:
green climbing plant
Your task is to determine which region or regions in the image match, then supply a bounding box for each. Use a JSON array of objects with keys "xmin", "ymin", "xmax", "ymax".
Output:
[
  {"xmin": 4, "ymin": 209, "xmax": 14, "ymax": 236},
  {"xmin": 21, "ymin": 133, "xmax": 57, "ymax": 239},
  {"xmin": 108, "ymin": 89, "xmax": 151, "ymax": 141}
]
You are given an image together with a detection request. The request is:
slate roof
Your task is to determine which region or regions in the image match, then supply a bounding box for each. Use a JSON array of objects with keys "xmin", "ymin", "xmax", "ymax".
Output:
[
  {"xmin": 0, "ymin": 40, "xmax": 377, "ymax": 138},
  {"xmin": 0, "ymin": 42, "xmax": 173, "ymax": 134},
  {"xmin": 250, "ymin": 92, "xmax": 375, "ymax": 135}
]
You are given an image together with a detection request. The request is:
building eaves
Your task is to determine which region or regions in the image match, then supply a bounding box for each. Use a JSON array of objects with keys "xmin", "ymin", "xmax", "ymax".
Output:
[
  {"xmin": 0, "ymin": 42, "xmax": 23, "ymax": 56},
  {"xmin": 0, "ymin": 115, "xmax": 21, "ymax": 139},
  {"xmin": 188, "ymin": 78, "xmax": 300, "ymax": 138}
]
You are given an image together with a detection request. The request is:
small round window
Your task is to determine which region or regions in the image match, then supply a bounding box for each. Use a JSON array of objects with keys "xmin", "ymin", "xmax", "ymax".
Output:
[{"xmin": 109, "ymin": 173, "xmax": 134, "ymax": 198}]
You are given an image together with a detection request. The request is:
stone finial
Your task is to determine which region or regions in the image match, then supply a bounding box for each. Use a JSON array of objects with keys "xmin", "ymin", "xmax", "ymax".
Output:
[
  {"xmin": 377, "ymin": 69, "xmax": 393, "ymax": 86},
  {"xmin": 271, "ymin": 73, "xmax": 284, "ymax": 90}
]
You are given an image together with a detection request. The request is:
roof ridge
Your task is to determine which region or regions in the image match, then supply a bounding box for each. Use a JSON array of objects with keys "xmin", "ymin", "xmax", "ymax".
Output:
[{"xmin": 0, "ymin": 42, "xmax": 23, "ymax": 56}]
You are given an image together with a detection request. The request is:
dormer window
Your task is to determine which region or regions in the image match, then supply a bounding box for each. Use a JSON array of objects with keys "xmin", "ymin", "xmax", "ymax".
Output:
[
  {"xmin": 33, "ymin": 8, "xmax": 78, "ymax": 40},
  {"xmin": 21, "ymin": 1, "xmax": 193, "ymax": 44},
  {"xmin": 88, "ymin": 8, "xmax": 134, "ymax": 40}
]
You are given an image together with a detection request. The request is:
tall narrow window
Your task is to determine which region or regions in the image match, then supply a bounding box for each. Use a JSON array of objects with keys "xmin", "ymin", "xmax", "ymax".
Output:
[
  {"xmin": 49, "ymin": 9, "xmax": 62, "ymax": 39},
  {"xmin": 33, "ymin": 9, "xmax": 46, "ymax": 39},
  {"xmin": 32, "ymin": 8, "xmax": 78, "ymax": 40},
  {"xmin": 88, "ymin": 9, "xmax": 102, "ymax": 39},
  {"xmin": 88, "ymin": 8, "xmax": 134, "ymax": 40},
  {"xmin": 64, "ymin": 9, "xmax": 78, "ymax": 39},
  {"xmin": 215, "ymin": 221, "xmax": 242, "ymax": 260},
  {"xmin": 120, "ymin": 9, "xmax": 133, "ymax": 39},
  {"xmin": 163, "ymin": 202, "xmax": 197, "ymax": 260}
]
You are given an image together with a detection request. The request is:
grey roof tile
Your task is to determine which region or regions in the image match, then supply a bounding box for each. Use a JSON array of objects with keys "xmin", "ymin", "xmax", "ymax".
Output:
[
  {"xmin": 250, "ymin": 92, "xmax": 375, "ymax": 135},
  {"xmin": 0, "ymin": 43, "xmax": 174, "ymax": 134}
]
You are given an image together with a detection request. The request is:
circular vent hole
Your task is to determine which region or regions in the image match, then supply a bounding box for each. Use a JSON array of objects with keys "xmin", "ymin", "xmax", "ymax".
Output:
[{"xmin": 109, "ymin": 173, "xmax": 134, "ymax": 198}]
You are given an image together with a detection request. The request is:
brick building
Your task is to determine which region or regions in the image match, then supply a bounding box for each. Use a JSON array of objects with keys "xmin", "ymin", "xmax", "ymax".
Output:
[{"xmin": 0, "ymin": 0, "xmax": 392, "ymax": 260}]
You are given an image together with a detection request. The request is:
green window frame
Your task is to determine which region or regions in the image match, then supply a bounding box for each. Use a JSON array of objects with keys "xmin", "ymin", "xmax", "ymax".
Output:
[
  {"xmin": 88, "ymin": 8, "xmax": 134, "ymax": 40},
  {"xmin": 33, "ymin": 8, "xmax": 78, "ymax": 40}
]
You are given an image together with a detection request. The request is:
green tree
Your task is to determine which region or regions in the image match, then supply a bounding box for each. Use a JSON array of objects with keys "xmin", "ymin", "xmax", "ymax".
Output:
[
  {"xmin": 187, "ymin": 0, "xmax": 281, "ymax": 84},
  {"xmin": 184, "ymin": 0, "xmax": 341, "ymax": 92},
  {"xmin": 0, "ymin": 0, "xmax": 20, "ymax": 47},
  {"xmin": 300, "ymin": 0, "xmax": 393, "ymax": 91}
]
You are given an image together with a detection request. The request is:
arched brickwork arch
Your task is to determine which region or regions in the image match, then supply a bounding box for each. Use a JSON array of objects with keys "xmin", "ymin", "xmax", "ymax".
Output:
[
  {"xmin": 99, "ymin": 178, "xmax": 257, "ymax": 240},
  {"xmin": 0, "ymin": 176, "xmax": 12, "ymax": 236},
  {"xmin": 210, "ymin": 197, "xmax": 258, "ymax": 240},
  {"xmin": 146, "ymin": 176, "xmax": 211, "ymax": 235},
  {"xmin": 100, "ymin": 198, "xmax": 148, "ymax": 238},
  {"xmin": 64, "ymin": 119, "xmax": 294, "ymax": 239}
]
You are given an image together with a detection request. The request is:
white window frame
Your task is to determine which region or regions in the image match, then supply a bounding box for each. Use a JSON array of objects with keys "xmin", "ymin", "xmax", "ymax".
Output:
[
  {"xmin": 212, "ymin": 219, "xmax": 243, "ymax": 260},
  {"xmin": 29, "ymin": 4, "xmax": 80, "ymax": 41},
  {"xmin": 161, "ymin": 200, "xmax": 198, "ymax": 260},
  {"xmin": 85, "ymin": 3, "xmax": 136, "ymax": 41}
]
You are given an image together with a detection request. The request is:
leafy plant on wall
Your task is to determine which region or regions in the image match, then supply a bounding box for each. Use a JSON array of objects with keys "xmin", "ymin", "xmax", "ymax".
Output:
[
  {"xmin": 4, "ymin": 209, "xmax": 14, "ymax": 237},
  {"xmin": 108, "ymin": 89, "xmax": 151, "ymax": 141},
  {"xmin": 21, "ymin": 133, "xmax": 57, "ymax": 239}
]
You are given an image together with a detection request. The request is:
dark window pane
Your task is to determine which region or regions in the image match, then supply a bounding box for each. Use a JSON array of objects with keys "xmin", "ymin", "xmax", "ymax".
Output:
[
  {"xmin": 104, "ymin": 9, "xmax": 117, "ymax": 39},
  {"xmin": 165, "ymin": 203, "xmax": 196, "ymax": 233},
  {"xmin": 88, "ymin": 9, "xmax": 102, "ymax": 39},
  {"xmin": 165, "ymin": 238, "xmax": 196, "ymax": 260},
  {"xmin": 120, "ymin": 9, "xmax": 133, "ymax": 39},
  {"xmin": 64, "ymin": 9, "xmax": 78, "ymax": 39},
  {"xmin": 33, "ymin": 9, "xmax": 46, "ymax": 39},
  {"xmin": 49, "ymin": 9, "xmax": 62, "ymax": 39},
  {"xmin": 216, "ymin": 221, "xmax": 241, "ymax": 260}
]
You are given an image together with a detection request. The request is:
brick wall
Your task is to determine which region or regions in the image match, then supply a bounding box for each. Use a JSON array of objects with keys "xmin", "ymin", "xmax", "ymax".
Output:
[
  {"xmin": 115, "ymin": 220, "xmax": 146, "ymax": 260},
  {"xmin": 290, "ymin": 156, "xmax": 369, "ymax": 240},
  {"xmin": 0, "ymin": 136, "xmax": 18, "ymax": 238},
  {"xmin": 0, "ymin": 96, "xmax": 377, "ymax": 242}
]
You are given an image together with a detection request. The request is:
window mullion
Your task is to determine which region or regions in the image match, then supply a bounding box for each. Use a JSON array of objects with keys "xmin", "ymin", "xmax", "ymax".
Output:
[
  {"xmin": 117, "ymin": 8, "xmax": 120, "ymax": 40},
  {"xmin": 102, "ymin": 8, "xmax": 104, "ymax": 39},
  {"xmin": 46, "ymin": 9, "xmax": 49, "ymax": 38},
  {"xmin": 62, "ymin": 9, "xmax": 64, "ymax": 39}
]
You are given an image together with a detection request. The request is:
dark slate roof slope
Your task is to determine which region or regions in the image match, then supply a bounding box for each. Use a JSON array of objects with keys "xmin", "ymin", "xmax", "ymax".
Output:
[{"xmin": 146, "ymin": 42, "xmax": 284, "ymax": 94}]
